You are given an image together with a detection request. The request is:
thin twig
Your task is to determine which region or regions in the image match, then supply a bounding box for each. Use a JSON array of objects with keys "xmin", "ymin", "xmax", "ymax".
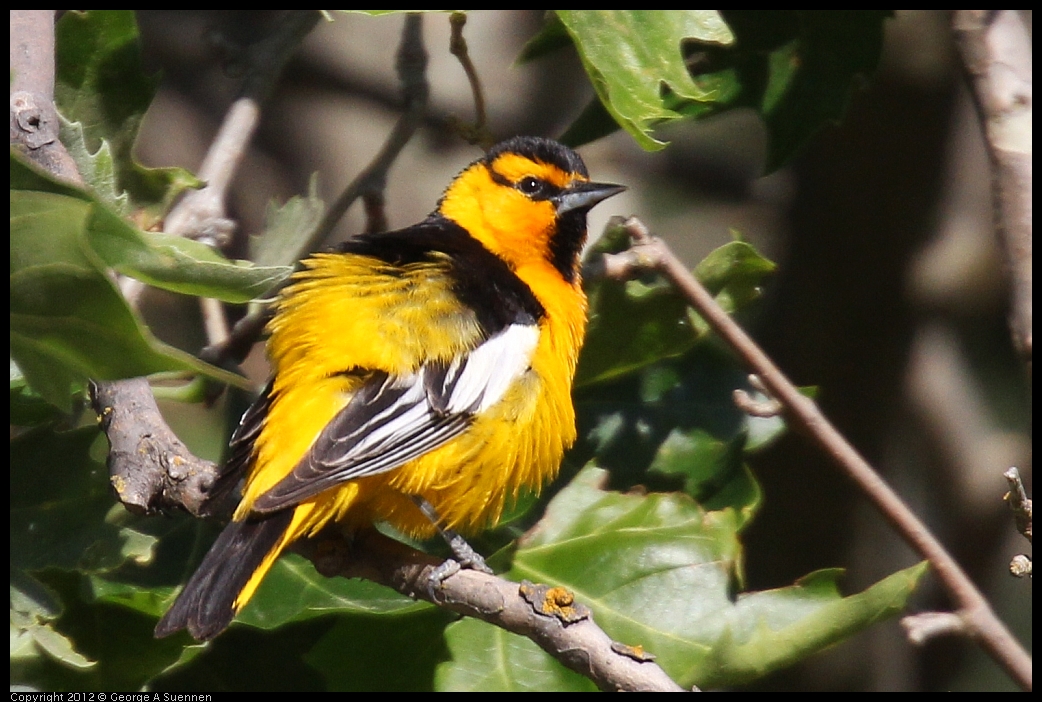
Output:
[
  {"xmin": 164, "ymin": 10, "xmax": 321, "ymax": 245},
  {"xmin": 160, "ymin": 11, "xmax": 321, "ymax": 340},
  {"xmin": 901, "ymin": 611, "xmax": 968, "ymax": 644},
  {"xmin": 1003, "ymin": 467, "xmax": 1032, "ymax": 544},
  {"xmin": 199, "ymin": 306, "xmax": 274, "ymax": 371},
  {"xmin": 951, "ymin": 10, "xmax": 1033, "ymax": 370},
  {"xmin": 223, "ymin": 14, "xmax": 430, "ymax": 359},
  {"xmin": 448, "ymin": 11, "xmax": 493, "ymax": 150},
  {"xmin": 1008, "ymin": 554, "xmax": 1031, "ymax": 578},
  {"xmin": 733, "ymin": 375, "xmax": 783, "ymax": 418},
  {"xmin": 310, "ymin": 13, "xmax": 429, "ymax": 252},
  {"xmin": 600, "ymin": 216, "xmax": 1032, "ymax": 691},
  {"xmin": 1003, "ymin": 467, "xmax": 1032, "ymax": 578}
]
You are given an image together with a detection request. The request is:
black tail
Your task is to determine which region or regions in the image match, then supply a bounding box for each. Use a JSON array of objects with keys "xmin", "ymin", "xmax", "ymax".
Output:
[{"xmin": 155, "ymin": 511, "xmax": 293, "ymax": 641}]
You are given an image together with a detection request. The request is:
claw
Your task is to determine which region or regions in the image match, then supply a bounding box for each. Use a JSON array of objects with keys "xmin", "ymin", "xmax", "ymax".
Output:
[
  {"xmin": 444, "ymin": 531, "xmax": 493, "ymax": 574},
  {"xmin": 425, "ymin": 558, "xmax": 462, "ymax": 601}
]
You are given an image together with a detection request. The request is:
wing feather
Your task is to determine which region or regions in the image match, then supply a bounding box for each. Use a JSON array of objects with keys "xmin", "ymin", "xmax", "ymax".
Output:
[{"xmin": 251, "ymin": 324, "xmax": 539, "ymax": 512}]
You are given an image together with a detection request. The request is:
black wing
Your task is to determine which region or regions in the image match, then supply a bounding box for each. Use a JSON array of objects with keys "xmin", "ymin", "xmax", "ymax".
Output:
[{"xmin": 250, "ymin": 323, "xmax": 539, "ymax": 513}]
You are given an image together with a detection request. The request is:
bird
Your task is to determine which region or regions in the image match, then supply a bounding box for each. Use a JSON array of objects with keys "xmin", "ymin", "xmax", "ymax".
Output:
[{"xmin": 154, "ymin": 136, "xmax": 625, "ymax": 641}]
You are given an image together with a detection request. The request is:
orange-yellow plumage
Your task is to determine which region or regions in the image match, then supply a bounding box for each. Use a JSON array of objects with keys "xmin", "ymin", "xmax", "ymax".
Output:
[{"xmin": 155, "ymin": 136, "xmax": 623, "ymax": 641}]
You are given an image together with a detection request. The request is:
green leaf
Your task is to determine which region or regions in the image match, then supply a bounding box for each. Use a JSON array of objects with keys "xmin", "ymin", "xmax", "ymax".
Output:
[
  {"xmin": 574, "ymin": 337, "xmax": 787, "ymax": 515},
  {"xmin": 515, "ymin": 12, "xmax": 572, "ymax": 64},
  {"xmin": 693, "ymin": 239, "xmax": 777, "ymax": 314},
  {"xmin": 10, "ymin": 427, "xmax": 155, "ymax": 574},
  {"xmin": 549, "ymin": 11, "xmax": 888, "ymax": 168},
  {"xmin": 555, "ymin": 11, "xmax": 736, "ymax": 151},
  {"xmin": 11, "ymin": 570, "xmax": 95, "ymax": 672},
  {"xmin": 58, "ymin": 114, "xmax": 128, "ymax": 215},
  {"xmin": 13, "ymin": 152, "xmax": 291, "ymax": 303},
  {"xmin": 686, "ymin": 239, "xmax": 777, "ymax": 338},
  {"xmin": 233, "ymin": 554, "xmax": 425, "ymax": 631},
  {"xmin": 54, "ymin": 10, "xmax": 199, "ymax": 223},
  {"xmin": 699, "ymin": 565, "xmax": 928, "ymax": 688},
  {"xmin": 577, "ymin": 274, "xmax": 698, "ymax": 387},
  {"xmin": 91, "ymin": 208, "xmax": 291, "ymax": 302},
  {"xmin": 95, "ymin": 520, "xmax": 425, "ymax": 635},
  {"xmin": 9, "ymin": 427, "xmax": 189, "ymax": 685},
  {"xmin": 14, "ymin": 570, "xmax": 201, "ymax": 692},
  {"xmin": 10, "ymin": 360, "xmax": 68, "ymax": 426},
  {"xmin": 251, "ymin": 174, "xmax": 327, "ymax": 268},
  {"xmin": 307, "ymin": 609, "xmax": 455, "ymax": 691},
  {"xmin": 497, "ymin": 466, "xmax": 926, "ymax": 689},
  {"xmin": 648, "ymin": 429, "xmax": 762, "ymax": 529},
  {"xmin": 577, "ymin": 238, "xmax": 774, "ymax": 387},
  {"xmin": 87, "ymin": 578, "xmax": 177, "ymax": 620},
  {"xmin": 435, "ymin": 618, "xmax": 596, "ymax": 691},
  {"xmin": 10, "ymin": 179, "xmax": 257, "ymax": 407},
  {"xmin": 11, "ymin": 191, "xmax": 181, "ymax": 407}
]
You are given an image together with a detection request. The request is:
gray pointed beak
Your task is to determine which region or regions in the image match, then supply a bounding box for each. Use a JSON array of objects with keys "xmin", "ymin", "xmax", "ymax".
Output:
[{"xmin": 554, "ymin": 181, "xmax": 626, "ymax": 215}]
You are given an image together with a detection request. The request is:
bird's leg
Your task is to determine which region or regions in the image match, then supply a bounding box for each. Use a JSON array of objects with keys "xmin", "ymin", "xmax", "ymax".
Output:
[{"xmin": 411, "ymin": 495, "xmax": 493, "ymax": 598}]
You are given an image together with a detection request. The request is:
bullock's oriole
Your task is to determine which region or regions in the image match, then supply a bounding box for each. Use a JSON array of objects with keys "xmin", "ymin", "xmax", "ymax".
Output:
[{"xmin": 155, "ymin": 136, "xmax": 624, "ymax": 641}]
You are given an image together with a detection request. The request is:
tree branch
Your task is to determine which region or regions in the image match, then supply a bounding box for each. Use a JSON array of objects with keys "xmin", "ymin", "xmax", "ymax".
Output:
[
  {"xmin": 951, "ymin": 10, "xmax": 1033, "ymax": 370},
  {"xmin": 448, "ymin": 11, "xmax": 492, "ymax": 150},
  {"xmin": 598, "ymin": 216, "xmax": 1032, "ymax": 691},
  {"xmin": 296, "ymin": 529, "xmax": 686, "ymax": 692},
  {"xmin": 163, "ymin": 12, "xmax": 321, "ymax": 240},
  {"xmin": 1003, "ymin": 467, "xmax": 1032, "ymax": 578},
  {"xmin": 10, "ymin": 10, "xmax": 81, "ymax": 186},
  {"xmin": 89, "ymin": 378, "xmax": 220, "ymax": 516},
  {"xmin": 135, "ymin": 10, "xmax": 322, "ymax": 317}
]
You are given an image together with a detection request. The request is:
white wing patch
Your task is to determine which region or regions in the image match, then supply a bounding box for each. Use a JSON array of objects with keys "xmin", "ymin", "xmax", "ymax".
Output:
[
  {"xmin": 432, "ymin": 323, "xmax": 539, "ymax": 414},
  {"xmin": 251, "ymin": 323, "xmax": 539, "ymax": 512}
]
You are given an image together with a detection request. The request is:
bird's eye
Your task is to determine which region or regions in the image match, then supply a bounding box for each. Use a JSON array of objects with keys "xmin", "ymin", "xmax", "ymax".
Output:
[{"xmin": 517, "ymin": 177, "xmax": 543, "ymax": 196}]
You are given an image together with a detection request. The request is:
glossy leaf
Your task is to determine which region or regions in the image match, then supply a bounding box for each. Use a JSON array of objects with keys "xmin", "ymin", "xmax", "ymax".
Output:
[
  {"xmin": 11, "ymin": 579, "xmax": 97, "ymax": 672},
  {"xmin": 10, "ymin": 362, "xmax": 67, "ymax": 426},
  {"xmin": 10, "ymin": 427, "xmax": 155, "ymax": 574},
  {"xmin": 494, "ymin": 466, "xmax": 927, "ymax": 689},
  {"xmin": 435, "ymin": 618, "xmax": 596, "ymax": 692},
  {"xmin": 234, "ymin": 554, "xmax": 425, "ymax": 631},
  {"xmin": 555, "ymin": 10, "xmax": 736, "ymax": 151},
  {"xmin": 542, "ymin": 11, "xmax": 888, "ymax": 169},
  {"xmin": 10, "ymin": 427, "xmax": 154, "ymax": 679},
  {"xmin": 12, "ymin": 155, "xmax": 291, "ymax": 302}
]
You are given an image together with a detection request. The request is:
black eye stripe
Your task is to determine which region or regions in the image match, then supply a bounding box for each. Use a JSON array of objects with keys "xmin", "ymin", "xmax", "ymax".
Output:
[
  {"xmin": 487, "ymin": 167, "xmax": 512, "ymax": 188},
  {"xmin": 487, "ymin": 165, "xmax": 563, "ymax": 201}
]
